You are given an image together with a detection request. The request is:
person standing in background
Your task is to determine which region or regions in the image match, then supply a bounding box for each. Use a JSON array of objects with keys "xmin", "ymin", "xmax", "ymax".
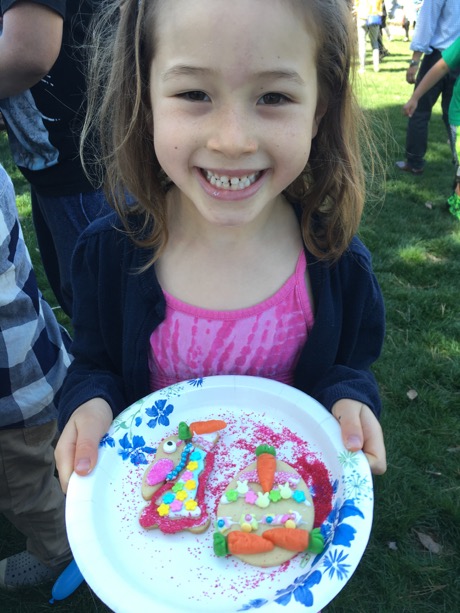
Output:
[
  {"xmin": 354, "ymin": 0, "xmax": 385, "ymax": 73},
  {"xmin": 0, "ymin": 0, "xmax": 111, "ymax": 317},
  {"xmin": 395, "ymin": 0, "xmax": 460, "ymax": 175},
  {"xmin": 378, "ymin": 2, "xmax": 391, "ymax": 61},
  {"xmin": 402, "ymin": 0, "xmax": 421, "ymax": 42},
  {"xmin": 403, "ymin": 35, "xmax": 460, "ymax": 219}
]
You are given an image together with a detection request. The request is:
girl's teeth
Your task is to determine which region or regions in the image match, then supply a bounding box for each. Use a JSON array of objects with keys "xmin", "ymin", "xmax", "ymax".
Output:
[{"xmin": 205, "ymin": 170, "xmax": 259, "ymax": 190}]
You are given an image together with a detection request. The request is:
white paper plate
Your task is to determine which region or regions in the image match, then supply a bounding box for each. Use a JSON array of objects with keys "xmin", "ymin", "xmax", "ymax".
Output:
[{"xmin": 66, "ymin": 375, "xmax": 373, "ymax": 613}]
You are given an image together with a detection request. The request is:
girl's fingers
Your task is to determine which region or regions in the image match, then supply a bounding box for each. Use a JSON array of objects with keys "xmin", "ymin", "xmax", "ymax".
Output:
[
  {"xmin": 55, "ymin": 399, "xmax": 113, "ymax": 493},
  {"xmin": 332, "ymin": 400, "xmax": 364, "ymax": 452},
  {"xmin": 332, "ymin": 400, "xmax": 387, "ymax": 475},
  {"xmin": 55, "ymin": 420, "xmax": 78, "ymax": 494},
  {"xmin": 360, "ymin": 407, "xmax": 387, "ymax": 474}
]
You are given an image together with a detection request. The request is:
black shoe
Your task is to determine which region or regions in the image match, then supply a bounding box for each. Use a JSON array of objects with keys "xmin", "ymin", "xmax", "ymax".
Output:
[{"xmin": 395, "ymin": 161, "xmax": 424, "ymax": 175}]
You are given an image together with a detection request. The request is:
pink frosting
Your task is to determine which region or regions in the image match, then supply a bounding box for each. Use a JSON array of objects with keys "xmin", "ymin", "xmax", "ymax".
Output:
[{"xmin": 146, "ymin": 458, "xmax": 174, "ymax": 486}]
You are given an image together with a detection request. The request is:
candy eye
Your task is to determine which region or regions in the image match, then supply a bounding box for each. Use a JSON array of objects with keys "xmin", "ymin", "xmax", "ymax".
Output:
[{"xmin": 163, "ymin": 440, "xmax": 177, "ymax": 454}]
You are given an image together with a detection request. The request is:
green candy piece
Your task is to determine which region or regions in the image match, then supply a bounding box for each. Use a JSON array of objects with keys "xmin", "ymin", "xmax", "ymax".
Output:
[
  {"xmin": 269, "ymin": 489, "xmax": 282, "ymax": 502},
  {"xmin": 178, "ymin": 421, "xmax": 192, "ymax": 440},
  {"xmin": 226, "ymin": 489, "xmax": 238, "ymax": 502},
  {"xmin": 213, "ymin": 532, "xmax": 228, "ymax": 557},
  {"xmin": 307, "ymin": 528, "xmax": 325, "ymax": 554},
  {"xmin": 255, "ymin": 444, "xmax": 276, "ymax": 457}
]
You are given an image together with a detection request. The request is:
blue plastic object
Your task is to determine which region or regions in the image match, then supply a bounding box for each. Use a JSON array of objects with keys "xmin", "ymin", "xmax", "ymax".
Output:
[{"xmin": 49, "ymin": 560, "xmax": 85, "ymax": 603}]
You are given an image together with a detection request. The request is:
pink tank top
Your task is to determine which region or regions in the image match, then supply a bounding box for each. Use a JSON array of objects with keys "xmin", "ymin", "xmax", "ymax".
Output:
[{"xmin": 149, "ymin": 250, "xmax": 314, "ymax": 391}]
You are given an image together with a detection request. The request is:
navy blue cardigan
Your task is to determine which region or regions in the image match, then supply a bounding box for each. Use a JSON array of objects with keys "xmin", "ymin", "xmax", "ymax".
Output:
[{"xmin": 58, "ymin": 212, "xmax": 385, "ymax": 430}]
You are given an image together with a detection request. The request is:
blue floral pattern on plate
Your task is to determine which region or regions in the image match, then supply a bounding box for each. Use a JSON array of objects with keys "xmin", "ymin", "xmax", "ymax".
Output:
[{"xmin": 100, "ymin": 379, "xmax": 205, "ymax": 466}]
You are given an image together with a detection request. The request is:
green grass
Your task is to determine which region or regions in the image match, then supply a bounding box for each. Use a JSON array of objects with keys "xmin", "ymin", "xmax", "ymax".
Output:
[{"xmin": 1, "ymin": 35, "xmax": 459, "ymax": 613}]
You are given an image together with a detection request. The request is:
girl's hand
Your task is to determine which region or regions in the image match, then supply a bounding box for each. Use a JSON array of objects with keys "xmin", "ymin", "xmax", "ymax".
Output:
[
  {"xmin": 403, "ymin": 98, "xmax": 418, "ymax": 117},
  {"xmin": 332, "ymin": 398, "xmax": 387, "ymax": 475},
  {"xmin": 55, "ymin": 398, "xmax": 113, "ymax": 493}
]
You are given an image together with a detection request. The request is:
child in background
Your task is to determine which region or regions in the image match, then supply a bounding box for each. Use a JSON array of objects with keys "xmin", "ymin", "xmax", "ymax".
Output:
[
  {"xmin": 403, "ymin": 36, "xmax": 460, "ymax": 220},
  {"xmin": 354, "ymin": 0, "xmax": 385, "ymax": 73},
  {"xmin": 0, "ymin": 164, "xmax": 73, "ymax": 588},
  {"xmin": 55, "ymin": 0, "xmax": 387, "ymax": 492}
]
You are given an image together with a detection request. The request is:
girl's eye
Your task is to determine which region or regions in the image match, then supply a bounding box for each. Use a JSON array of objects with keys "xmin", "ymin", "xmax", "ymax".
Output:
[
  {"xmin": 178, "ymin": 91, "xmax": 210, "ymax": 102},
  {"xmin": 258, "ymin": 92, "xmax": 289, "ymax": 105},
  {"xmin": 163, "ymin": 440, "xmax": 177, "ymax": 454}
]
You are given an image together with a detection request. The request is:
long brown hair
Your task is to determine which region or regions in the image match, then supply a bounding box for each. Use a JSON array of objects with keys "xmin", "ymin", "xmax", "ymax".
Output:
[{"xmin": 82, "ymin": 0, "xmax": 371, "ymax": 263}]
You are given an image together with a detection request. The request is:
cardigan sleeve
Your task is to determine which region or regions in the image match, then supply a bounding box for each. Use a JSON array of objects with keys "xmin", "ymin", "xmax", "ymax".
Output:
[
  {"xmin": 57, "ymin": 219, "xmax": 128, "ymax": 430},
  {"xmin": 295, "ymin": 238, "xmax": 385, "ymax": 418}
]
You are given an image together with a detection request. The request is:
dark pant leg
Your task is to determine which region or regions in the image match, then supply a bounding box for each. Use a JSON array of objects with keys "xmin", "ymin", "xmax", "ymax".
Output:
[
  {"xmin": 440, "ymin": 74, "xmax": 458, "ymax": 163},
  {"xmin": 31, "ymin": 188, "xmax": 63, "ymax": 311},
  {"xmin": 403, "ymin": 19, "xmax": 409, "ymax": 38},
  {"xmin": 378, "ymin": 29, "xmax": 384, "ymax": 53},
  {"xmin": 406, "ymin": 50, "xmax": 454, "ymax": 170},
  {"xmin": 367, "ymin": 25, "xmax": 380, "ymax": 50},
  {"xmin": 31, "ymin": 188, "xmax": 111, "ymax": 317}
]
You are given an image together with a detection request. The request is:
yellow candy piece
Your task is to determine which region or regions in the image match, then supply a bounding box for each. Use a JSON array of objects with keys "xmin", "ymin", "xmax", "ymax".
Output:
[
  {"xmin": 176, "ymin": 490, "xmax": 188, "ymax": 501},
  {"xmin": 185, "ymin": 499, "xmax": 198, "ymax": 511},
  {"xmin": 241, "ymin": 522, "xmax": 252, "ymax": 533},
  {"xmin": 186, "ymin": 461, "xmax": 199, "ymax": 471},
  {"xmin": 185, "ymin": 479, "xmax": 197, "ymax": 490},
  {"xmin": 285, "ymin": 519, "xmax": 296, "ymax": 529},
  {"xmin": 158, "ymin": 503, "xmax": 170, "ymax": 517}
]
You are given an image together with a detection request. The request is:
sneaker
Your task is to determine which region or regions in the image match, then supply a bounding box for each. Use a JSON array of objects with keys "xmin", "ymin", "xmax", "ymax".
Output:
[
  {"xmin": 395, "ymin": 160, "xmax": 424, "ymax": 175},
  {"xmin": 0, "ymin": 551, "xmax": 61, "ymax": 590},
  {"xmin": 447, "ymin": 192, "xmax": 460, "ymax": 220}
]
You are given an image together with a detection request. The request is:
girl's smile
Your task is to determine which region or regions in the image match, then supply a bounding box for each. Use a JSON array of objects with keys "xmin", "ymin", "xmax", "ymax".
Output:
[
  {"xmin": 149, "ymin": 0, "xmax": 322, "ymax": 230},
  {"xmin": 202, "ymin": 170, "xmax": 261, "ymax": 192},
  {"xmin": 196, "ymin": 167, "xmax": 267, "ymax": 202}
]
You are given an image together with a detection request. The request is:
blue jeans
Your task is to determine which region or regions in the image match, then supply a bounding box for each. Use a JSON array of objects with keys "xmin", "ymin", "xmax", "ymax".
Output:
[
  {"xmin": 406, "ymin": 50, "xmax": 457, "ymax": 171},
  {"xmin": 31, "ymin": 188, "xmax": 111, "ymax": 317}
]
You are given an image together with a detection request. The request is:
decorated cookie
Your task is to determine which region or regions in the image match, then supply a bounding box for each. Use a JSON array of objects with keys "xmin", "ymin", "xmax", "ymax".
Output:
[
  {"xmin": 139, "ymin": 419, "xmax": 226, "ymax": 534},
  {"xmin": 213, "ymin": 444, "xmax": 324, "ymax": 567}
]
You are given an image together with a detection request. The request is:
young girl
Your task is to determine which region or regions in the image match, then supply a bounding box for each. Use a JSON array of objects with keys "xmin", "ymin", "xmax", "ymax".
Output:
[{"xmin": 56, "ymin": 0, "xmax": 387, "ymax": 492}]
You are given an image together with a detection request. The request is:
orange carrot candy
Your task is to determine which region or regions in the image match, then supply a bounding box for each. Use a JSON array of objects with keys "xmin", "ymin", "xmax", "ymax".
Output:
[
  {"xmin": 255, "ymin": 444, "xmax": 277, "ymax": 493},
  {"xmin": 189, "ymin": 419, "xmax": 227, "ymax": 435},
  {"xmin": 213, "ymin": 531, "xmax": 274, "ymax": 557},
  {"xmin": 263, "ymin": 527, "xmax": 325, "ymax": 554}
]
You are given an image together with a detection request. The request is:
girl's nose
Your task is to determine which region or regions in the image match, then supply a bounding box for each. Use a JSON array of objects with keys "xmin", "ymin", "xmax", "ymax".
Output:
[{"xmin": 206, "ymin": 106, "xmax": 258, "ymax": 158}]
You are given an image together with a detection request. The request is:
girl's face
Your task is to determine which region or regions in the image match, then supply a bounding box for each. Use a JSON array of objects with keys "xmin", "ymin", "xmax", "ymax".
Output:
[{"xmin": 149, "ymin": 0, "xmax": 322, "ymax": 229}]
